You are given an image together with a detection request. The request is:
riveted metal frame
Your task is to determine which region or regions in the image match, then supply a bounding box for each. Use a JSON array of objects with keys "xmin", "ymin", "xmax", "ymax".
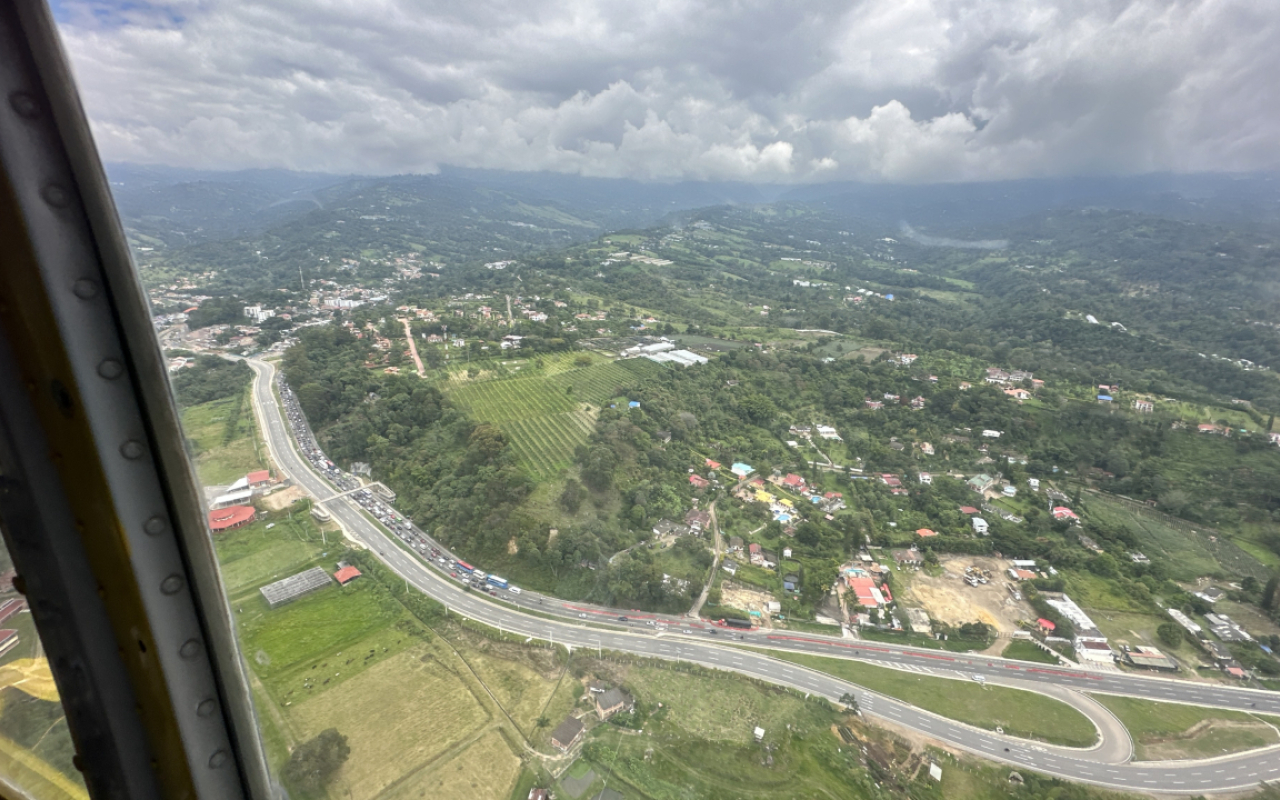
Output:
[{"xmin": 0, "ymin": 3, "xmax": 274, "ymax": 800}]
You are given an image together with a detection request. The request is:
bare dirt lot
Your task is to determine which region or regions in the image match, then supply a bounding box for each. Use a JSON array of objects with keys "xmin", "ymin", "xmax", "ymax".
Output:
[
  {"xmin": 261, "ymin": 485, "xmax": 308, "ymax": 511},
  {"xmin": 900, "ymin": 556, "xmax": 1033, "ymax": 635},
  {"xmin": 720, "ymin": 581, "xmax": 776, "ymax": 627}
]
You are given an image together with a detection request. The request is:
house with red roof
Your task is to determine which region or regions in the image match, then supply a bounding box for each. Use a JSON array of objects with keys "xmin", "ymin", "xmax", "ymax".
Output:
[
  {"xmin": 781, "ymin": 474, "xmax": 806, "ymax": 490},
  {"xmin": 334, "ymin": 566, "xmax": 362, "ymax": 585},
  {"xmin": 1037, "ymin": 618, "xmax": 1056, "ymax": 634},
  {"xmin": 689, "ymin": 474, "xmax": 710, "ymax": 489},
  {"xmin": 207, "ymin": 506, "xmax": 256, "ymax": 533},
  {"xmin": 846, "ymin": 575, "xmax": 884, "ymax": 607},
  {"xmin": 247, "ymin": 470, "xmax": 271, "ymax": 488},
  {"xmin": 959, "ymin": 506, "xmax": 980, "ymax": 515},
  {"xmin": 705, "ymin": 459, "xmax": 722, "ymax": 470},
  {"xmin": 1051, "ymin": 506, "xmax": 1079, "ymax": 521},
  {"xmin": 916, "ymin": 528, "xmax": 938, "ymax": 538}
]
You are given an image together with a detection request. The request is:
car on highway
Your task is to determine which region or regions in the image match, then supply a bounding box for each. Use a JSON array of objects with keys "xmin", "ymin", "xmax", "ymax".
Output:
[
  {"xmin": 450, "ymin": 571, "xmax": 456, "ymax": 578},
  {"xmin": 578, "ymin": 613, "xmax": 587, "ymax": 619},
  {"xmin": 617, "ymin": 616, "xmax": 628, "ymax": 622}
]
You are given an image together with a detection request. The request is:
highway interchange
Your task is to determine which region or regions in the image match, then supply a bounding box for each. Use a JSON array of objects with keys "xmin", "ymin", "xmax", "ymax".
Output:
[{"xmin": 246, "ymin": 358, "xmax": 1280, "ymax": 795}]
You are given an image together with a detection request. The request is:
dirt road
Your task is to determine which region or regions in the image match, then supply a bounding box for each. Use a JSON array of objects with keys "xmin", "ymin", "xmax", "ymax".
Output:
[{"xmin": 400, "ymin": 318, "xmax": 425, "ymax": 376}]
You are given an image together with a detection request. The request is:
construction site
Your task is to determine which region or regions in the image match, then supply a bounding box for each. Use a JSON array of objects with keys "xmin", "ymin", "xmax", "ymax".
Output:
[{"xmin": 897, "ymin": 555, "xmax": 1034, "ymax": 637}]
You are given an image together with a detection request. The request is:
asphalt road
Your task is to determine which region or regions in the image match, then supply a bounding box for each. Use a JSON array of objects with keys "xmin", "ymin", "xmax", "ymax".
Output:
[{"xmin": 246, "ymin": 358, "xmax": 1280, "ymax": 794}]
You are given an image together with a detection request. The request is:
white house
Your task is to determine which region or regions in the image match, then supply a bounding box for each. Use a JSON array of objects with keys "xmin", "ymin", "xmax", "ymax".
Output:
[{"xmin": 972, "ymin": 517, "xmax": 989, "ymax": 535}]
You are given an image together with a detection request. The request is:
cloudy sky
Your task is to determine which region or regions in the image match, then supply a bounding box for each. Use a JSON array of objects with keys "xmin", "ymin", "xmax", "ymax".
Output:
[{"xmin": 53, "ymin": 0, "xmax": 1280, "ymax": 183}]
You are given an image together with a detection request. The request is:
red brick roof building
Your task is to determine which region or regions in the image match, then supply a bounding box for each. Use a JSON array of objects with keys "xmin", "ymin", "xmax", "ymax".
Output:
[{"xmin": 334, "ymin": 566, "xmax": 362, "ymax": 585}]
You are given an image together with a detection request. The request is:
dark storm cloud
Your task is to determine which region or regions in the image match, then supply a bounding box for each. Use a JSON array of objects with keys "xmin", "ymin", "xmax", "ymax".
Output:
[{"xmin": 56, "ymin": 0, "xmax": 1280, "ymax": 181}]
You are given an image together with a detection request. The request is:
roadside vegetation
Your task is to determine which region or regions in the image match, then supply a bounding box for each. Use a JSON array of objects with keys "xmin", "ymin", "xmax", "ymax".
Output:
[
  {"xmin": 999, "ymin": 639, "xmax": 1060, "ymax": 664},
  {"xmin": 762, "ymin": 651, "xmax": 1097, "ymax": 747},
  {"xmin": 1091, "ymin": 695, "xmax": 1280, "ymax": 760}
]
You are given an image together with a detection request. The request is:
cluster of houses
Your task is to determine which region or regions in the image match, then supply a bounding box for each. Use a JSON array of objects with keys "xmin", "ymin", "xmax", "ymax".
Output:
[
  {"xmin": 789, "ymin": 423, "xmax": 842, "ymax": 441},
  {"xmin": 863, "ymin": 394, "xmax": 926, "ymax": 410},
  {"xmin": 984, "ymin": 367, "xmax": 1039, "ymax": 387},
  {"xmin": 1166, "ymin": 606, "xmax": 1258, "ymax": 678},
  {"xmin": 729, "ymin": 469, "xmax": 847, "ymax": 530},
  {"xmin": 549, "ymin": 682, "xmax": 636, "ymax": 753}
]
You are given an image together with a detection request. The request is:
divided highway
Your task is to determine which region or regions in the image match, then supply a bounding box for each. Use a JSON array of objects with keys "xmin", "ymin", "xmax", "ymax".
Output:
[{"xmin": 246, "ymin": 358, "xmax": 1280, "ymax": 795}]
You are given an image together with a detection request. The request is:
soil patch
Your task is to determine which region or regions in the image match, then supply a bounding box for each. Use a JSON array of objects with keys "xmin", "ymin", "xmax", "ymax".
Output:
[
  {"xmin": 719, "ymin": 581, "xmax": 777, "ymax": 627},
  {"xmin": 261, "ymin": 485, "xmax": 307, "ymax": 511},
  {"xmin": 901, "ymin": 556, "xmax": 1032, "ymax": 635}
]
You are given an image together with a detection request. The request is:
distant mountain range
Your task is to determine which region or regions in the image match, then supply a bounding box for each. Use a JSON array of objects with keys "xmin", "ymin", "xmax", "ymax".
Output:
[{"xmin": 107, "ymin": 163, "xmax": 1280, "ymax": 249}]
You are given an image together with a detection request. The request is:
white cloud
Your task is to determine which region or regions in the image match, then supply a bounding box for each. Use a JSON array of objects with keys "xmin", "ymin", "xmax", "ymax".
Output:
[{"xmin": 54, "ymin": 0, "xmax": 1280, "ymax": 182}]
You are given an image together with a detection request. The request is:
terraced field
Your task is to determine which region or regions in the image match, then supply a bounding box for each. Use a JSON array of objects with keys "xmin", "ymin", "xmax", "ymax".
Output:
[{"xmin": 446, "ymin": 359, "xmax": 660, "ymax": 478}]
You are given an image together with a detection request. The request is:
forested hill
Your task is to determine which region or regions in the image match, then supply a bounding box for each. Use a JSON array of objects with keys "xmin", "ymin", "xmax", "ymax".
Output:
[{"xmin": 116, "ymin": 167, "xmax": 774, "ymax": 291}]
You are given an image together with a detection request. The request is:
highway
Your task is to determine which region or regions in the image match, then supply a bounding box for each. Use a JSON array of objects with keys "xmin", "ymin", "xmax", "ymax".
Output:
[{"xmin": 246, "ymin": 358, "xmax": 1280, "ymax": 794}]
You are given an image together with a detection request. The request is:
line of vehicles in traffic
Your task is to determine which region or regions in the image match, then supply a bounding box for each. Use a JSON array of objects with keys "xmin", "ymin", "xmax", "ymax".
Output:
[
  {"xmin": 276, "ymin": 374, "xmax": 750, "ymax": 635},
  {"xmin": 276, "ymin": 374, "xmax": 526, "ymax": 598}
]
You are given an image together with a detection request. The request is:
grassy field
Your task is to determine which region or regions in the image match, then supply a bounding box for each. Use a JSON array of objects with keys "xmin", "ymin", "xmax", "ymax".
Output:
[
  {"xmin": 214, "ymin": 509, "xmax": 329, "ymax": 594},
  {"xmin": 1084, "ymin": 492, "xmax": 1271, "ymax": 581},
  {"xmin": 180, "ymin": 390, "xmax": 267, "ymax": 485},
  {"xmin": 1091, "ymin": 695, "xmax": 1280, "ymax": 760},
  {"xmin": 380, "ymin": 728, "xmax": 522, "ymax": 800},
  {"xmin": 575, "ymin": 661, "xmax": 875, "ymax": 800},
  {"xmin": 453, "ymin": 635, "xmax": 569, "ymax": 736},
  {"xmin": 764, "ymin": 651, "xmax": 1098, "ymax": 746},
  {"xmin": 1000, "ymin": 639, "xmax": 1059, "ymax": 664},
  {"xmin": 290, "ymin": 647, "xmax": 492, "ymax": 800},
  {"xmin": 236, "ymin": 577, "xmax": 422, "ymax": 699},
  {"xmin": 1084, "ymin": 494, "xmax": 1221, "ymax": 580},
  {"xmin": 570, "ymin": 656, "xmax": 1136, "ymax": 800},
  {"xmin": 1060, "ymin": 570, "xmax": 1152, "ymax": 614},
  {"xmin": 215, "ymin": 508, "xmax": 576, "ymax": 800},
  {"xmin": 1091, "ymin": 611, "xmax": 1177, "ymax": 653},
  {"xmin": 445, "ymin": 359, "xmax": 658, "ymax": 478},
  {"xmin": 0, "ymin": 687, "xmax": 83, "ymax": 800}
]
